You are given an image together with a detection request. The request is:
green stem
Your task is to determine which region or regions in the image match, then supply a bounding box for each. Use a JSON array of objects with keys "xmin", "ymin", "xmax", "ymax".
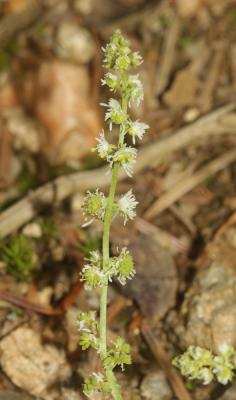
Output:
[{"xmin": 99, "ymin": 93, "xmax": 128, "ymax": 400}]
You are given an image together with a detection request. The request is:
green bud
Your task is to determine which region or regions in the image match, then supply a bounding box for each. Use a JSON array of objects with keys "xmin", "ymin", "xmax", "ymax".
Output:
[
  {"xmin": 83, "ymin": 190, "xmax": 106, "ymax": 222},
  {"xmin": 130, "ymin": 51, "xmax": 143, "ymax": 67},
  {"xmin": 114, "ymin": 54, "xmax": 130, "ymax": 71},
  {"xmin": 101, "ymin": 73, "xmax": 119, "ymax": 92}
]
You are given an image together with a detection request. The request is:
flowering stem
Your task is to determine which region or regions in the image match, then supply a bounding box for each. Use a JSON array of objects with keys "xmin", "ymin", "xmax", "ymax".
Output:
[
  {"xmin": 79, "ymin": 31, "xmax": 148, "ymax": 398},
  {"xmin": 99, "ymin": 96, "xmax": 128, "ymax": 399}
]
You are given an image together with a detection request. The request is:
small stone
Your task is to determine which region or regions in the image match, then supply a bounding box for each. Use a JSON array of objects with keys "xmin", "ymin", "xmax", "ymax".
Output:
[
  {"xmin": 0, "ymin": 327, "xmax": 70, "ymax": 398},
  {"xmin": 73, "ymin": 0, "xmax": 93, "ymax": 15},
  {"xmin": 56, "ymin": 23, "xmax": 95, "ymax": 64},
  {"xmin": 184, "ymin": 107, "xmax": 200, "ymax": 122},
  {"xmin": 71, "ymin": 192, "xmax": 84, "ymax": 212},
  {"xmin": 212, "ymin": 305, "xmax": 236, "ymax": 352},
  {"xmin": 22, "ymin": 222, "xmax": 42, "ymax": 238},
  {"xmin": 31, "ymin": 286, "xmax": 53, "ymax": 306},
  {"xmin": 179, "ymin": 233, "xmax": 236, "ymax": 351},
  {"xmin": 61, "ymin": 388, "xmax": 83, "ymax": 400},
  {"xmin": 6, "ymin": 108, "xmax": 41, "ymax": 153},
  {"xmin": 177, "ymin": 0, "xmax": 204, "ymax": 18},
  {"xmin": 141, "ymin": 370, "xmax": 172, "ymax": 400},
  {"xmin": 27, "ymin": 61, "xmax": 100, "ymax": 164},
  {"xmin": 51, "ymin": 244, "xmax": 64, "ymax": 262}
]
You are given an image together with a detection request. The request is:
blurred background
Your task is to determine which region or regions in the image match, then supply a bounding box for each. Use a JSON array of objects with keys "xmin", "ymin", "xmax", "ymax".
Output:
[{"xmin": 0, "ymin": 0, "xmax": 236, "ymax": 399}]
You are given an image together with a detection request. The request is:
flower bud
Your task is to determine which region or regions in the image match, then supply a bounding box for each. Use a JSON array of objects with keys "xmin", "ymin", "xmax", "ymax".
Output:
[
  {"xmin": 96, "ymin": 130, "xmax": 115, "ymax": 160},
  {"xmin": 112, "ymin": 145, "xmax": 137, "ymax": 177},
  {"xmin": 118, "ymin": 189, "xmax": 138, "ymax": 224},
  {"xmin": 83, "ymin": 190, "xmax": 106, "ymax": 222},
  {"xmin": 101, "ymin": 73, "xmax": 119, "ymax": 92},
  {"xmin": 116, "ymin": 248, "xmax": 135, "ymax": 285},
  {"xmin": 127, "ymin": 120, "xmax": 149, "ymax": 144}
]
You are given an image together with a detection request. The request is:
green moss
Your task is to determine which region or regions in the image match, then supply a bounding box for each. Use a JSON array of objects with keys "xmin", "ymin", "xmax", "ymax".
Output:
[
  {"xmin": 228, "ymin": 8, "xmax": 236, "ymax": 23},
  {"xmin": 16, "ymin": 165, "xmax": 39, "ymax": 193},
  {"xmin": 41, "ymin": 217, "xmax": 58, "ymax": 240},
  {"xmin": 178, "ymin": 28, "xmax": 192, "ymax": 49},
  {"xmin": 0, "ymin": 235, "xmax": 36, "ymax": 281},
  {"xmin": 0, "ymin": 39, "xmax": 18, "ymax": 71},
  {"xmin": 159, "ymin": 15, "xmax": 169, "ymax": 29}
]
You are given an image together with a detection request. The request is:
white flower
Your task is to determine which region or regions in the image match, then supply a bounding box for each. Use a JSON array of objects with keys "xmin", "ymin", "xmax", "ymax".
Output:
[
  {"xmin": 131, "ymin": 51, "xmax": 143, "ymax": 67},
  {"xmin": 198, "ymin": 368, "xmax": 214, "ymax": 385},
  {"xmin": 92, "ymin": 372, "xmax": 104, "ymax": 384},
  {"xmin": 89, "ymin": 250, "xmax": 102, "ymax": 264},
  {"xmin": 219, "ymin": 343, "xmax": 233, "ymax": 355},
  {"xmin": 77, "ymin": 319, "xmax": 89, "ymax": 333},
  {"xmin": 189, "ymin": 346, "xmax": 204, "ymax": 361},
  {"xmin": 119, "ymin": 190, "xmax": 138, "ymax": 224},
  {"xmin": 128, "ymin": 120, "xmax": 149, "ymax": 144},
  {"xmin": 112, "ymin": 146, "xmax": 137, "ymax": 177},
  {"xmin": 101, "ymin": 72, "xmax": 119, "ymax": 91},
  {"xmin": 81, "ymin": 264, "xmax": 107, "ymax": 289},
  {"xmin": 127, "ymin": 74, "xmax": 144, "ymax": 106},
  {"xmin": 96, "ymin": 130, "xmax": 111, "ymax": 159},
  {"xmin": 101, "ymin": 98, "xmax": 126, "ymax": 130},
  {"xmin": 213, "ymin": 365, "xmax": 233, "ymax": 385}
]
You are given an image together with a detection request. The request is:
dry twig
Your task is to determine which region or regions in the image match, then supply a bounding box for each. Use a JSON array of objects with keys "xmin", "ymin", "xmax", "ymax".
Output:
[
  {"xmin": 200, "ymin": 44, "xmax": 225, "ymax": 112},
  {"xmin": 135, "ymin": 217, "xmax": 189, "ymax": 254},
  {"xmin": 144, "ymin": 148, "xmax": 236, "ymax": 220},
  {"xmin": 141, "ymin": 319, "xmax": 192, "ymax": 400},
  {"xmin": 155, "ymin": 15, "xmax": 181, "ymax": 97},
  {"xmin": 0, "ymin": 103, "xmax": 235, "ymax": 238}
]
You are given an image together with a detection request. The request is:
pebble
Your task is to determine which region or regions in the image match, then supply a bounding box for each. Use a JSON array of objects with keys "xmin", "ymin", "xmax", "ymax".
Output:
[
  {"xmin": 56, "ymin": 23, "xmax": 95, "ymax": 64},
  {"xmin": 141, "ymin": 370, "xmax": 172, "ymax": 400},
  {"xmin": 22, "ymin": 222, "xmax": 42, "ymax": 238},
  {"xmin": 6, "ymin": 108, "xmax": 41, "ymax": 153},
  {"xmin": 181, "ymin": 261, "xmax": 236, "ymax": 352},
  {"xmin": 0, "ymin": 327, "xmax": 70, "ymax": 398}
]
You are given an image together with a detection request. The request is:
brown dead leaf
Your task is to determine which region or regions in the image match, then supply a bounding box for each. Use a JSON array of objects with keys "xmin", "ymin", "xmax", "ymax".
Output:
[
  {"xmin": 0, "ymin": 75, "xmax": 18, "ymax": 109},
  {"xmin": 176, "ymin": 0, "xmax": 204, "ymax": 18},
  {"xmin": 3, "ymin": 0, "xmax": 31, "ymax": 14},
  {"xmin": 164, "ymin": 65, "xmax": 200, "ymax": 109},
  {"xmin": 120, "ymin": 234, "xmax": 178, "ymax": 324},
  {"xmin": 20, "ymin": 61, "xmax": 101, "ymax": 164}
]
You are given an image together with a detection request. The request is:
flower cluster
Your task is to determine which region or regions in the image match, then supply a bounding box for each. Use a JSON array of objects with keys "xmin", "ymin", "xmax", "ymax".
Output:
[
  {"xmin": 95, "ymin": 130, "xmax": 115, "ymax": 159},
  {"xmin": 173, "ymin": 343, "xmax": 236, "ymax": 385},
  {"xmin": 83, "ymin": 373, "xmax": 111, "ymax": 397},
  {"xmin": 81, "ymin": 248, "xmax": 135, "ymax": 289},
  {"xmin": 83, "ymin": 188, "xmax": 138, "ymax": 226},
  {"xmin": 77, "ymin": 311, "xmax": 131, "ymax": 397},
  {"xmin": 77, "ymin": 311, "xmax": 99, "ymax": 351},
  {"xmin": 80, "ymin": 251, "xmax": 107, "ymax": 289},
  {"xmin": 103, "ymin": 336, "xmax": 132, "ymax": 371},
  {"xmin": 114, "ymin": 247, "xmax": 136, "ymax": 285},
  {"xmin": 98, "ymin": 30, "xmax": 149, "ymax": 179},
  {"xmin": 82, "ymin": 190, "xmax": 106, "ymax": 227},
  {"xmin": 102, "ymin": 30, "xmax": 142, "ymax": 71}
]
